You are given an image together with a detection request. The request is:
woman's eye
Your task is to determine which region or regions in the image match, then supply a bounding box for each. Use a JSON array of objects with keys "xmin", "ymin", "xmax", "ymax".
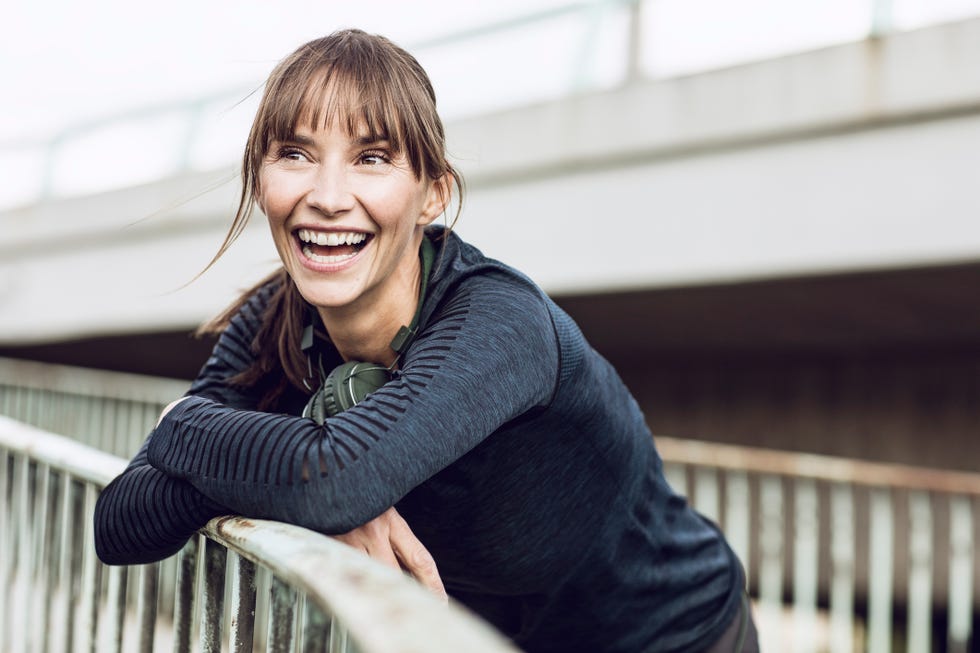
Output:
[
  {"xmin": 360, "ymin": 151, "xmax": 390, "ymax": 165},
  {"xmin": 276, "ymin": 146, "xmax": 309, "ymax": 162}
]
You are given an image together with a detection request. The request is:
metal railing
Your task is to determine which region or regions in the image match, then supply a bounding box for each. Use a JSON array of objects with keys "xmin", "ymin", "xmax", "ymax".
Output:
[
  {"xmin": 2, "ymin": 356, "xmax": 979, "ymax": 652},
  {"xmin": 658, "ymin": 438, "xmax": 979, "ymax": 653},
  {"xmin": 0, "ymin": 357, "xmax": 187, "ymax": 459},
  {"xmin": 0, "ymin": 415, "xmax": 518, "ymax": 653}
]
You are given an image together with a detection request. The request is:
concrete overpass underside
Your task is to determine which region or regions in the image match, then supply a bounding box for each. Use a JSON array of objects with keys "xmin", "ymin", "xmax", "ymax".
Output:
[{"xmin": 3, "ymin": 18, "xmax": 980, "ymax": 471}]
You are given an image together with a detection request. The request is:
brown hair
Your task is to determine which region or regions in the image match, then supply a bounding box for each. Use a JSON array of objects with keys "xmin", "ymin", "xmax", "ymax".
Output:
[{"xmin": 200, "ymin": 29, "xmax": 463, "ymax": 408}]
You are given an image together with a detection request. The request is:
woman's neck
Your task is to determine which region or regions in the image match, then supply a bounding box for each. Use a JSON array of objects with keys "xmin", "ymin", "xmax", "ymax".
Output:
[{"xmin": 317, "ymin": 259, "xmax": 422, "ymax": 368}]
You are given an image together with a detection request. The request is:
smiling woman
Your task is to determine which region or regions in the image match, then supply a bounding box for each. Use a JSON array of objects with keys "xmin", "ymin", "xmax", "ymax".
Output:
[{"xmin": 92, "ymin": 30, "xmax": 757, "ymax": 653}]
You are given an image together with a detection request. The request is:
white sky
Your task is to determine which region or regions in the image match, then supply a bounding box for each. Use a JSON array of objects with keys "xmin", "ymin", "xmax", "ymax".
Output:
[{"xmin": 2, "ymin": 0, "xmax": 979, "ymax": 206}]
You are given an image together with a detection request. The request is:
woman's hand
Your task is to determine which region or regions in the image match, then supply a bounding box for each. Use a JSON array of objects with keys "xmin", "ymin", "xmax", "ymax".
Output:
[
  {"xmin": 332, "ymin": 507, "xmax": 447, "ymax": 602},
  {"xmin": 156, "ymin": 396, "xmax": 191, "ymax": 426}
]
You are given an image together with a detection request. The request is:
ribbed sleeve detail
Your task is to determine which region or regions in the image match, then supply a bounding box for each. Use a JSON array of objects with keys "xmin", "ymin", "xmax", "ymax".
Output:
[
  {"xmin": 92, "ymin": 281, "xmax": 278, "ymax": 565},
  {"xmin": 93, "ymin": 443, "xmax": 227, "ymax": 565},
  {"xmin": 146, "ymin": 278, "xmax": 560, "ymax": 535}
]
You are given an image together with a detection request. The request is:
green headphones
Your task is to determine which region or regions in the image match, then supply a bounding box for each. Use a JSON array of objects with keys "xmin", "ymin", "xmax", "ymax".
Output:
[{"xmin": 301, "ymin": 236, "xmax": 435, "ymax": 424}]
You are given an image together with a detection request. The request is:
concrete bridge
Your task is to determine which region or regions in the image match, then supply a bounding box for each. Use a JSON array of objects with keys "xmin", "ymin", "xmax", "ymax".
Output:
[
  {"xmin": 2, "ymin": 16, "xmax": 979, "ymax": 348},
  {"xmin": 4, "ymin": 15, "xmax": 980, "ymax": 474}
]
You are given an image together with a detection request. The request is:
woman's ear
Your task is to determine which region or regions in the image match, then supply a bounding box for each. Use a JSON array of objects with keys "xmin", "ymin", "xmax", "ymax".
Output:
[{"xmin": 417, "ymin": 173, "xmax": 452, "ymax": 226}]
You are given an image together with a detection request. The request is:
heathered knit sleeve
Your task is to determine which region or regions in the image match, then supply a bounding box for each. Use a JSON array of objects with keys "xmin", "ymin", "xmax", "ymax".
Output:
[
  {"xmin": 93, "ymin": 282, "xmax": 276, "ymax": 565},
  {"xmin": 146, "ymin": 277, "xmax": 560, "ymax": 534}
]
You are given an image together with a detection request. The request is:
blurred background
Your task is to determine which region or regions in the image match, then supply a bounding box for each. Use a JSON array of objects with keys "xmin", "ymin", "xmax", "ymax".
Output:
[
  {"xmin": 4, "ymin": 0, "xmax": 980, "ymax": 468},
  {"xmin": 3, "ymin": 1, "xmax": 980, "ymax": 649}
]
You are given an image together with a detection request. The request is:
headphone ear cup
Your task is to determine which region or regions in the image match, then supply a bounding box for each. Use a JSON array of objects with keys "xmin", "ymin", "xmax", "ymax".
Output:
[
  {"xmin": 302, "ymin": 384, "xmax": 329, "ymax": 425},
  {"xmin": 324, "ymin": 361, "xmax": 392, "ymax": 416}
]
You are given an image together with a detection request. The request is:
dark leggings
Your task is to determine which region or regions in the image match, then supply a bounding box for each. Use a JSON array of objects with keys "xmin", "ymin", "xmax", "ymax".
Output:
[{"xmin": 701, "ymin": 592, "xmax": 760, "ymax": 653}]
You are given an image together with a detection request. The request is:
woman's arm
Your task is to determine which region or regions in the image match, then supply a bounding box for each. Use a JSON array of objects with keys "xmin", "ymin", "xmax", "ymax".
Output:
[
  {"xmin": 146, "ymin": 278, "xmax": 560, "ymax": 535},
  {"xmin": 93, "ymin": 439, "xmax": 229, "ymax": 564},
  {"xmin": 93, "ymin": 282, "xmax": 275, "ymax": 565}
]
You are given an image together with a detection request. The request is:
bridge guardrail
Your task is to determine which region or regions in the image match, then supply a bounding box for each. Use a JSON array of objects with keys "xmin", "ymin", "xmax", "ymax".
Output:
[
  {"xmin": 2, "ymin": 357, "xmax": 978, "ymax": 652},
  {"xmin": 0, "ymin": 415, "xmax": 519, "ymax": 652},
  {"xmin": 658, "ymin": 437, "xmax": 979, "ymax": 653}
]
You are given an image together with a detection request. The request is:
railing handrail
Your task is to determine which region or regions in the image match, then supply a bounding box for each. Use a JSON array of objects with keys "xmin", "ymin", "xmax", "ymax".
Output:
[
  {"xmin": 657, "ymin": 435, "xmax": 980, "ymax": 496},
  {"xmin": 206, "ymin": 518, "xmax": 516, "ymax": 653},
  {"xmin": 0, "ymin": 415, "xmax": 518, "ymax": 653},
  {"xmin": 5, "ymin": 349, "xmax": 979, "ymax": 497},
  {"xmin": 0, "ymin": 356, "xmax": 189, "ymax": 402},
  {"xmin": 0, "ymin": 414, "xmax": 124, "ymax": 485}
]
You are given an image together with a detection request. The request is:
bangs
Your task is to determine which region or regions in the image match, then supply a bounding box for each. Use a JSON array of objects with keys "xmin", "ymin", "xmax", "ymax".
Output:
[
  {"xmin": 262, "ymin": 69, "xmax": 405, "ymax": 152},
  {"xmin": 258, "ymin": 57, "xmax": 415, "ymax": 168},
  {"xmin": 242, "ymin": 30, "xmax": 450, "ymax": 208},
  {"xmin": 297, "ymin": 70, "xmax": 399, "ymax": 147}
]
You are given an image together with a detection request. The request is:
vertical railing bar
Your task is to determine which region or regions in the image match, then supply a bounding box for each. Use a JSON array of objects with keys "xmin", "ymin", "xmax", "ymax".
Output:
[
  {"xmin": 78, "ymin": 394, "xmax": 96, "ymax": 448},
  {"xmin": 663, "ymin": 462, "xmax": 687, "ymax": 499},
  {"xmin": 693, "ymin": 467, "xmax": 720, "ymax": 522},
  {"xmin": 12, "ymin": 386, "xmax": 27, "ymax": 423},
  {"xmin": 268, "ymin": 576, "xmax": 298, "ymax": 653},
  {"xmin": 947, "ymin": 495, "xmax": 973, "ymax": 652},
  {"xmin": 793, "ymin": 478, "xmax": 819, "ymax": 653},
  {"xmin": 101, "ymin": 398, "xmax": 118, "ymax": 456},
  {"xmin": 159, "ymin": 551, "xmax": 178, "ymax": 623},
  {"xmin": 724, "ymin": 470, "xmax": 751, "ymax": 592},
  {"xmin": 25, "ymin": 387, "xmax": 40, "ymax": 429},
  {"xmin": 253, "ymin": 564, "xmax": 272, "ymax": 651},
  {"xmin": 13, "ymin": 454, "xmax": 32, "ymax": 653},
  {"xmin": 77, "ymin": 482, "xmax": 101, "ymax": 653},
  {"xmin": 300, "ymin": 593, "xmax": 330, "ymax": 653},
  {"xmin": 867, "ymin": 488, "xmax": 894, "ymax": 653},
  {"xmin": 33, "ymin": 462, "xmax": 53, "ymax": 653},
  {"xmin": 294, "ymin": 593, "xmax": 307, "ymax": 653},
  {"xmin": 105, "ymin": 565, "xmax": 128, "ymax": 653},
  {"xmin": 43, "ymin": 468, "xmax": 67, "ymax": 653},
  {"xmin": 906, "ymin": 491, "xmax": 933, "ymax": 653},
  {"xmin": 200, "ymin": 537, "xmax": 228, "ymax": 652},
  {"xmin": 758, "ymin": 474, "xmax": 784, "ymax": 652},
  {"xmin": 0, "ymin": 447, "xmax": 10, "ymax": 653},
  {"xmin": 829, "ymin": 483, "xmax": 855, "ymax": 653},
  {"xmin": 172, "ymin": 536, "xmax": 200, "ymax": 653},
  {"xmin": 230, "ymin": 553, "xmax": 257, "ymax": 653},
  {"xmin": 328, "ymin": 613, "xmax": 349, "ymax": 653},
  {"xmin": 137, "ymin": 563, "xmax": 160, "ymax": 653},
  {"xmin": 57, "ymin": 474, "xmax": 77, "ymax": 653}
]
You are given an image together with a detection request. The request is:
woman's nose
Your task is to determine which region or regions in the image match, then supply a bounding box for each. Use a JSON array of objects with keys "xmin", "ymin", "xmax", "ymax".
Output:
[{"xmin": 305, "ymin": 166, "xmax": 355, "ymax": 216}]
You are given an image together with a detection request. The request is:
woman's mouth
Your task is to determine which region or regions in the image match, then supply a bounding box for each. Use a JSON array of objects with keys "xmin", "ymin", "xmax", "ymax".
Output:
[{"xmin": 296, "ymin": 229, "xmax": 372, "ymax": 264}]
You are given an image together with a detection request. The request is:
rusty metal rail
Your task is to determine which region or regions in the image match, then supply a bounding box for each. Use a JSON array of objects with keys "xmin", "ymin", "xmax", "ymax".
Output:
[
  {"xmin": 3, "ymin": 356, "xmax": 979, "ymax": 652},
  {"xmin": 657, "ymin": 436, "xmax": 979, "ymax": 653},
  {"xmin": 0, "ymin": 416, "xmax": 518, "ymax": 653}
]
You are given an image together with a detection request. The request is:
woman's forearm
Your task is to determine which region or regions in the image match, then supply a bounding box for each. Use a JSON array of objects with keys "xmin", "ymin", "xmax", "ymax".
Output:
[{"xmin": 94, "ymin": 460, "xmax": 227, "ymax": 565}]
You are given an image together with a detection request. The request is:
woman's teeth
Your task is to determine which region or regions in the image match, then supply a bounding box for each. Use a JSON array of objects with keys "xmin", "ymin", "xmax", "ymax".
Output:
[
  {"xmin": 297, "ymin": 229, "xmax": 368, "ymax": 263},
  {"xmin": 297, "ymin": 229, "xmax": 367, "ymax": 246}
]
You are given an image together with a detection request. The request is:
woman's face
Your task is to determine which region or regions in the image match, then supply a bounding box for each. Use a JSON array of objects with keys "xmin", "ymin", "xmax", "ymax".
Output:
[{"xmin": 258, "ymin": 117, "xmax": 445, "ymax": 316}]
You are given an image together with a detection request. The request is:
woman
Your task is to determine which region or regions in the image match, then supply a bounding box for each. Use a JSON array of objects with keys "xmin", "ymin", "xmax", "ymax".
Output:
[{"xmin": 94, "ymin": 29, "xmax": 758, "ymax": 652}]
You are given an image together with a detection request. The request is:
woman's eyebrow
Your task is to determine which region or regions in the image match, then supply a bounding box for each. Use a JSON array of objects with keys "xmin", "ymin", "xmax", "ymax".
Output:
[
  {"xmin": 279, "ymin": 133, "xmax": 315, "ymax": 146},
  {"xmin": 275, "ymin": 132, "xmax": 391, "ymax": 147},
  {"xmin": 356, "ymin": 136, "xmax": 390, "ymax": 147}
]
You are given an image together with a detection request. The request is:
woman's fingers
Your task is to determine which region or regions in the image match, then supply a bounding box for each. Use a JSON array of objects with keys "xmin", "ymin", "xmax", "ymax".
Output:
[
  {"xmin": 387, "ymin": 509, "xmax": 447, "ymax": 602},
  {"xmin": 331, "ymin": 522, "xmax": 401, "ymax": 571},
  {"xmin": 331, "ymin": 508, "xmax": 446, "ymax": 602}
]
